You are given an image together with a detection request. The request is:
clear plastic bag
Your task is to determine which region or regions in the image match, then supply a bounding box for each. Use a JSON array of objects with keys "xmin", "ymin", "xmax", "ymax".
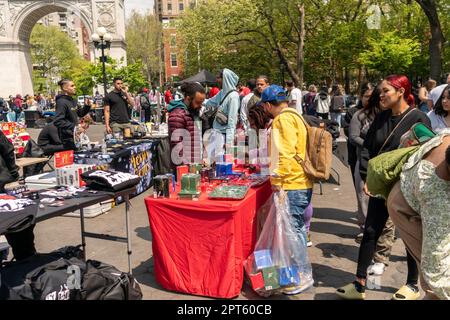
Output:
[{"xmin": 244, "ymin": 190, "xmax": 313, "ymax": 297}]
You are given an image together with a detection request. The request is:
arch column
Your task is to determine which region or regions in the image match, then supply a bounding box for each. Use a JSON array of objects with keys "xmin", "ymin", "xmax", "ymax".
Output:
[{"xmin": 0, "ymin": 42, "xmax": 34, "ymax": 97}]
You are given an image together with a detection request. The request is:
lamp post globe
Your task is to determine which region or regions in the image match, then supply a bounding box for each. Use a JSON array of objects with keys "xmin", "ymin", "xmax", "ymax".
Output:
[
  {"xmin": 103, "ymin": 33, "xmax": 113, "ymax": 43},
  {"xmin": 91, "ymin": 33, "xmax": 100, "ymax": 43},
  {"xmin": 97, "ymin": 27, "xmax": 107, "ymax": 37}
]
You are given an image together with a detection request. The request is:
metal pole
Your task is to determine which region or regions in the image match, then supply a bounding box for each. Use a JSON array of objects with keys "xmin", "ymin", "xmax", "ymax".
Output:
[
  {"xmin": 80, "ymin": 208, "xmax": 87, "ymax": 261},
  {"xmin": 101, "ymin": 40, "xmax": 107, "ymax": 95},
  {"xmin": 125, "ymin": 194, "xmax": 132, "ymax": 274}
]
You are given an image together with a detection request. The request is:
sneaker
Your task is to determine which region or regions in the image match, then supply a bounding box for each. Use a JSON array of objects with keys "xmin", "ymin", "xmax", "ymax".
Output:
[
  {"xmin": 282, "ymin": 275, "xmax": 314, "ymax": 295},
  {"xmin": 306, "ymin": 233, "xmax": 313, "ymax": 247},
  {"xmin": 368, "ymin": 262, "xmax": 385, "ymax": 276}
]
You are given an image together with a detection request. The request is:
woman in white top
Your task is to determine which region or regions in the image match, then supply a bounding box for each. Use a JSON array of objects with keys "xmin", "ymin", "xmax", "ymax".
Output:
[
  {"xmin": 314, "ymin": 86, "xmax": 331, "ymax": 120},
  {"xmin": 428, "ymin": 85, "xmax": 450, "ymax": 134}
]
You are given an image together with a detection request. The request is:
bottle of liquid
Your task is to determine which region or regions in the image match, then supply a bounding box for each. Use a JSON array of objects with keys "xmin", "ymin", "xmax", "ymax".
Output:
[{"xmin": 101, "ymin": 139, "xmax": 107, "ymax": 154}]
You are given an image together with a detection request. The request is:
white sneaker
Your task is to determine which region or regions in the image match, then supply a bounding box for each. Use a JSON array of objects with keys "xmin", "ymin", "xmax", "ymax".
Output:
[
  {"xmin": 368, "ymin": 262, "xmax": 385, "ymax": 276},
  {"xmin": 306, "ymin": 233, "xmax": 313, "ymax": 247}
]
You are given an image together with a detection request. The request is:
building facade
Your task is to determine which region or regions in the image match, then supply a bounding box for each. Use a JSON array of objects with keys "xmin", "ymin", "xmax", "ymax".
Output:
[
  {"xmin": 38, "ymin": 12, "xmax": 91, "ymax": 60},
  {"xmin": 154, "ymin": 0, "xmax": 197, "ymax": 83}
]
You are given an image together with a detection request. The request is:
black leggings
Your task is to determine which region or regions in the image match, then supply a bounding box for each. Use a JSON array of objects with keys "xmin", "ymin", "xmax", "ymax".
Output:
[{"xmin": 356, "ymin": 197, "xmax": 419, "ymax": 285}]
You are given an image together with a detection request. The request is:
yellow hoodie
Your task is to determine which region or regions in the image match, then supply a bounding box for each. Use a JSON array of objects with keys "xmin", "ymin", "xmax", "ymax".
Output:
[{"xmin": 270, "ymin": 108, "xmax": 313, "ymax": 190}]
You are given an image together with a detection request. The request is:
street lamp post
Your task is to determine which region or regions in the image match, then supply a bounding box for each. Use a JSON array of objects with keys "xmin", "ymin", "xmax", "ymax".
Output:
[{"xmin": 92, "ymin": 27, "xmax": 112, "ymax": 95}]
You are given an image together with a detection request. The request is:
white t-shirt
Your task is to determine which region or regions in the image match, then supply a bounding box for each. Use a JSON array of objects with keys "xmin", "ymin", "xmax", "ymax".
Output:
[
  {"xmin": 289, "ymin": 88, "xmax": 303, "ymax": 114},
  {"xmin": 427, "ymin": 110, "xmax": 449, "ymax": 134}
]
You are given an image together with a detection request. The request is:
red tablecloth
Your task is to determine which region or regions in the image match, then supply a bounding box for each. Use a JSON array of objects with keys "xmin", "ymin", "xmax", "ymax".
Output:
[{"xmin": 145, "ymin": 181, "xmax": 272, "ymax": 298}]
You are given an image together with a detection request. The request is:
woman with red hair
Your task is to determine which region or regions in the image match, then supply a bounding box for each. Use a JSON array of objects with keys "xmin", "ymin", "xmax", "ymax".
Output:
[{"xmin": 337, "ymin": 75, "xmax": 431, "ymax": 300}]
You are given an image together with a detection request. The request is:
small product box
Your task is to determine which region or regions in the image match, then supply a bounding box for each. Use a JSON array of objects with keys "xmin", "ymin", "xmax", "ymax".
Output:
[
  {"xmin": 176, "ymin": 165, "xmax": 189, "ymax": 184},
  {"xmin": 252, "ymin": 250, "xmax": 273, "ymax": 270},
  {"xmin": 278, "ymin": 266, "xmax": 301, "ymax": 287},
  {"xmin": 165, "ymin": 173, "xmax": 176, "ymax": 193},
  {"xmin": 178, "ymin": 173, "xmax": 201, "ymax": 199},
  {"xmin": 248, "ymin": 272, "xmax": 265, "ymax": 291},
  {"xmin": 216, "ymin": 162, "xmax": 233, "ymax": 177},
  {"xmin": 189, "ymin": 163, "xmax": 202, "ymax": 174},
  {"xmin": 56, "ymin": 164, "xmax": 96, "ymax": 187},
  {"xmin": 261, "ymin": 267, "xmax": 280, "ymax": 291}
]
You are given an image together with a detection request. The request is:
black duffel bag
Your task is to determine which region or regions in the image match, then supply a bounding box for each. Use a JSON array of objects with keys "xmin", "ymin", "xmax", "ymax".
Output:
[
  {"xmin": 81, "ymin": 260, "xmax": 142, "ymax": 300},
  {"xmin": 0, "ymin": 246, "xmax": 85, "ymax": 300}
]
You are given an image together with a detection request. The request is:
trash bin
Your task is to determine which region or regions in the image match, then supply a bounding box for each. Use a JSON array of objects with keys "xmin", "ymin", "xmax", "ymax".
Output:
[{"xmin": 24, "ymin": 110, "xmax": 40, "ymax": 128}]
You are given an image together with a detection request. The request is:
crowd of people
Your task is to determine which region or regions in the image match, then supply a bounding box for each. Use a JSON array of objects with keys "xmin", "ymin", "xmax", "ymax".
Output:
[
  {"xmin": 162, "ymin": 69, "xmax": 450, "ymax": 299},
  {"xmin": 1, "ymin": 67, "xmax": 449, "ymax": 300},
  {"xmin": 0, "ymin": 94, "xmax": 56, "ymax": 122}
]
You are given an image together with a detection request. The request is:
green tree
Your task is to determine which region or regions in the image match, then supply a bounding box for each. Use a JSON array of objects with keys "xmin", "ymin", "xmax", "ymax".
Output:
[
  {"xmin": 30, "ymin": 24, "xmax": 83, "ymax": 93},
  {"xmin": 126, "ymin": 10, "xmax": 162, "ymax": 86},
  {"xmin": 71, "ymin": 58, "xmax": 147, "ymax": 95},
  {"xmin": 359, "ymin": 32, "xmax": 421, "ymax": 76},
  {"xmin": 178, "ymin": 0, "xmax": 447, "ymax": 89}
]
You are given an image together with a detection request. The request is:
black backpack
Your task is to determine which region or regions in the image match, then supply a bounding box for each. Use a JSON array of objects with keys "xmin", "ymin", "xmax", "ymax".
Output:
[
  {"xmin": 0, "ymin": 246, "xmax": 85, "ymax": 300},
  {"xmin": 200, "ymin": 90, "xmax": 238, "ymax": 132},
  {"xmin": 0, "ymin": 246, "xmax": 142, "ymax": 300},
  {"xmin": 80, "ymin": 260, "xmax": 142, "ymax": 300}
]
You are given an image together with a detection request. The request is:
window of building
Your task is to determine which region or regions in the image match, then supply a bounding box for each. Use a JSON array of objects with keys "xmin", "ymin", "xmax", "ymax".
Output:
[
  {"xmin": 179, "ymin": 2, "xmax": 184, "ymax": 11},
  {"xmin": 167, "ymin": 2, "xmax": 172, "ymax": 11},
  {"xmin": 170, "ymin": 53, "xmax": 178, "ymax": 67}
]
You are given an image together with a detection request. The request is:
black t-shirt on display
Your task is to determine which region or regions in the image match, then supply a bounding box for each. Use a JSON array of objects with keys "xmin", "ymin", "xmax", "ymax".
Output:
[
  {"xmin": 364, "ymin": 106, "xmax": 431, "ymax": 159},
  {"xmin": 103, "ymin": 91, "xmax": 130, "ymax": 124}
]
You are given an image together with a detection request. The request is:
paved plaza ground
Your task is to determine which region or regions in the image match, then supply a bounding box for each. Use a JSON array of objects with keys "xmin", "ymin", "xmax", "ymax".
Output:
[{"xmin": 23, "ymin": 125, "xmax": 421, "ymax": 300}]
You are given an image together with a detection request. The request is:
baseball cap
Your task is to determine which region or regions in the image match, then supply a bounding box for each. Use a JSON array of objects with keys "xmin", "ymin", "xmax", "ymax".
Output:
[
  {"xmin": 428, "ymin": 84, "xmax": 447, "ymax": 108},
  {"xmin": 143, "ymin": 88, "xmax": 149, "ymax": 93},
  {"xmin": 257, "ymin": 85, "xmax": 288, "ymax": 107}
]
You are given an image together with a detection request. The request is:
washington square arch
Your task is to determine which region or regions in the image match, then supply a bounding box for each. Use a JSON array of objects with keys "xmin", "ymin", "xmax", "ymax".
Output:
[{"xmin": 0, "ymin": 0, "xmax": 127, "ymax": 97}]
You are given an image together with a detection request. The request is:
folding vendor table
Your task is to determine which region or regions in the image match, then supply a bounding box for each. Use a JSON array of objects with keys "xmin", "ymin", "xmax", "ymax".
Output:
[
  {"xmin": 74, "ymin": 139, "xmax": 159, "ymax": 195},
  {"xmin": 145, "ymin": 181, "xmax": 273, "ymax": 299},
  {"xmin": 35, "ymin": 186, "xmax": 136, "ymax": 274}
]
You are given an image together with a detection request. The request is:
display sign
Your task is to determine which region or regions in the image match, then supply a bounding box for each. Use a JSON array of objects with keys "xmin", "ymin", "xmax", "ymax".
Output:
[{"xmin": 54, "ymin": 150, "xmax": 74, "ymax": 168}]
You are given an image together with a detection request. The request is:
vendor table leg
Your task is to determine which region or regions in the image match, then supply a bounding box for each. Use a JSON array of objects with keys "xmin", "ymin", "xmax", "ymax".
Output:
[
  {"xmin": 80, "ymin": 208, "xmax": 87, "ymax": 260},
  {"xmin": 125, "ymin": 195, "xmax": 132, "ymax": 274}
]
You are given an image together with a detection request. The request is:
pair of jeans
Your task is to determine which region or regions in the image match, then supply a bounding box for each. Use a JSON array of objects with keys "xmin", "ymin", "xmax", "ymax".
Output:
[
  {"xmin": 331, "ymin": 112, "xmax": 342, "ymax": 131},
  {"xmin": 287, "ymin": 189, "xmax": 313, "ymax": 247}
]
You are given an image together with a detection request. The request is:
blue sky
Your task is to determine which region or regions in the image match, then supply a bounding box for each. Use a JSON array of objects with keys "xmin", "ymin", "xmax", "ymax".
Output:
[{"xmin": 125, "ymin": 0, "xmax": 154, "ymax": 18}]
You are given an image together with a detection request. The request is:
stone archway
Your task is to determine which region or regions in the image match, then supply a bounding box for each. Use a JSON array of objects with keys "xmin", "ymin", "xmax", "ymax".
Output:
[{"xmin": 0, "ymin": 0, "xmax": 127, "ymax": 97}]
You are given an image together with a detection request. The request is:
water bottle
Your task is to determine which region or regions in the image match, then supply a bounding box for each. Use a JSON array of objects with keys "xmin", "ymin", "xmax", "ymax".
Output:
[{"xmin": 101, "ymin": 139, "xmax": 107, "ymax": 154}]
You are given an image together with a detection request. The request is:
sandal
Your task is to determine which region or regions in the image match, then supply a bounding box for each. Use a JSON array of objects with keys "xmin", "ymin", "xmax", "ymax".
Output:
[
  {"xmin": 392, "ymin": 285, "xmax": 420, "ymax": 300},
  {"xmin": 336, "ymin": 282, "xmax": 366, "ymax": 300}
]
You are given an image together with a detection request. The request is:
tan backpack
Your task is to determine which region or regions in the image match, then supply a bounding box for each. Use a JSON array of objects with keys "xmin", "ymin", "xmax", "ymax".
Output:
[{"xmin": 282, "ymin": 109, "xmax": 333, "ymax": 181}]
